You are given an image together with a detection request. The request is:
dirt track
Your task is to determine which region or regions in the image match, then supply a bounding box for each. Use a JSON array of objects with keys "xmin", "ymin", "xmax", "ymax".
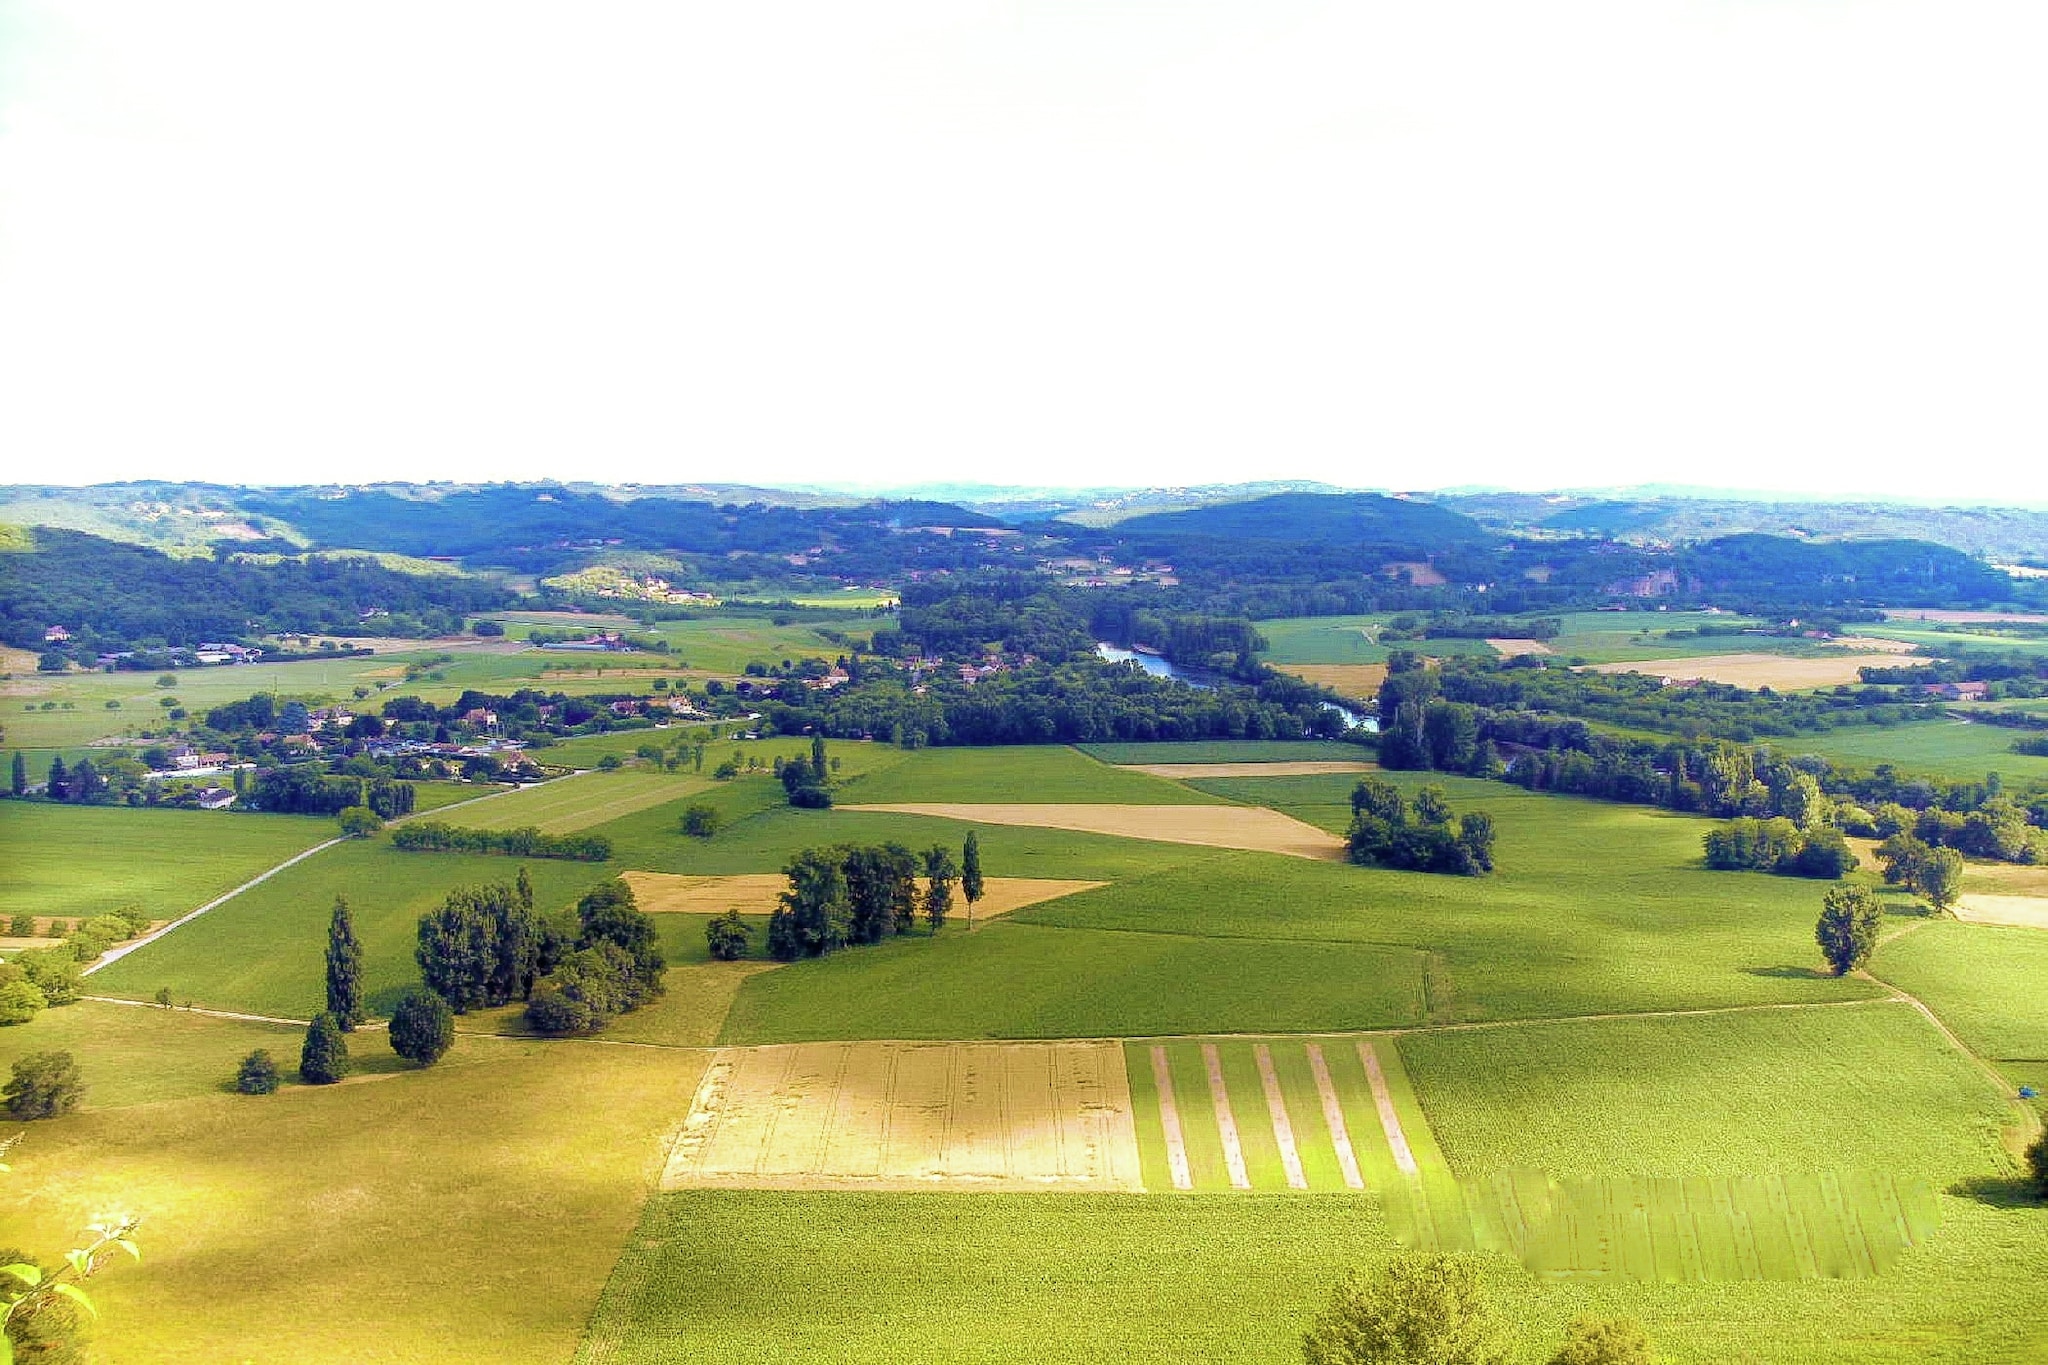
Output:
[
  {"xmin": 620, "ymin": 872, "xmax": 1104, "ymax": 920},
  {"xmin": 1118, "ymin": 761, "xmax": 1373, "ymax": 779},
  {"xmin": 841, "ymin": 803, "xmax": 1348, "ymax": 860},
  {"xmin": 663, "ymin": 1040, "xmax": 1141, "ymax": 1191},
  {"xmin": 1955, "ymin": 895, "xmax": 2048, "ymax": 930}
]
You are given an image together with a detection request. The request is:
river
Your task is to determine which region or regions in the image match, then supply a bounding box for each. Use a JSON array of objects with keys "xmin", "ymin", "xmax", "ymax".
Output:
[{"xmin": 1095, "ymin": 643, "xmax": 1374, "ymax": 732}]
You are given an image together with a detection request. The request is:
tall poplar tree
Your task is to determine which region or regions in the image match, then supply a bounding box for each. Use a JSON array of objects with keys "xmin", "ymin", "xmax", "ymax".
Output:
[
  {"xmin": 960, "ymin": 832, "xmax": 984, "ymax": 929},
  {"xmin": 325, "ymin": 895, "xmax": 364, "ymax": 1030},
  {"xmin": 9, "ymin": 751, "xmax": 25, "ymax": 798}
]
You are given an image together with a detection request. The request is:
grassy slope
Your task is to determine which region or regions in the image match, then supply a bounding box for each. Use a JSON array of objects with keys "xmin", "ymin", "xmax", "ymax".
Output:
[
  {"xmin": 0, "ymin": 1003, "xmax": 705, "ymax": 1365},
  {"xmin": 1871, "ymin": 921, "xmax": 2048, "ymax": 1063},
  {"xmin": 1785, "ymin": 719, "xmax": 2048, "ymax": 784},
  {"xmin": 1075, "ymin": 740, "xmax": 1370, "ymax": 765},
  {"xmin": 1399, "ymin": 1004, "xmax": 2010, "ymax": 1181},
  {"xmin": 0, "ymin": 802, "xmax": 326, "ymax": 923}
]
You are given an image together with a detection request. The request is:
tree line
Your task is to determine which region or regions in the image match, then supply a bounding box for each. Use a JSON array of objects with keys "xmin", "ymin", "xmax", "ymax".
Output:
[
  {"xmin": 391, "ymin": 821, "xmax": 613, "ymax": 861},
  {"xmin": 769, "ymin": 834, "xmax": 985, "ymax": 960}
]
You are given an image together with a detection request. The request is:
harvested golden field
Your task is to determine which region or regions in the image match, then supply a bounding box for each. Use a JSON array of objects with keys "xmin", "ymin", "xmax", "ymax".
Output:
[
  {"xmin": 1486, "ymin": 638, "xmax": 1553, "ymax": 656},
  {"xmin": 1829, "ymin": 635, "xmax": 1921, "ymax": 654},
  {"xmin": 620, "ymin": 872, "xmax": 1104, "ymax": 921},
  {"xmin": 1117, "ymin": 761, "xmax": 1374, "ymax": 779},
  {"xmin": 1960, "ymin": 861, "xmax": 2048, "ymax": 897},
  {"xmin": 663, "ymin": 1040, "xmax": 1141, "ymax": 1191},
  {"xmin": 1582, "ymin": 653, "xmax": 1921, "ymax": 690},
  {"xmin": 843, "ymin": 803, "xmax": 1348, "ymax": 860},
  {"xmin": 1272, "ymin": 662, "xmax": 1388, "ymax": 698},
  {"xmin": 1954, "ymin": 895, "xmax": 2048, "ymax": 930}
]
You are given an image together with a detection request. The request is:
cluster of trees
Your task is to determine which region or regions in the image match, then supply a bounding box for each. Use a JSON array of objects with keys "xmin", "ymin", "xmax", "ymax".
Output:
[
  {"xmin": 524, "ymin": 881, "xmax": 667, "ymax": 1034},
  {"xmin": 246, "ymin": 767, "xmax": 418, "ymax": 818},
  {"xmin": 1301, "ymin": 1251, "xmax": 1651, "ymax": 1365},
  {"xmin": 779, "ymin": 735, "xmax": 833, "ymax": 808},
  {"xmin": 768, "ymin": 835, "xmax": 983, "ymax": 960},
  {"xmin": 391, "ymin": 821, "xmax": 612, "ymax": 861},
  {"xmin": 402, "ymin": 872, "xmax": 665, "ymax": 1037},
  {"xmin": 1345, "ymin": 778, "xmax": 1496, "ymax": 876},
  {"xmin": 0, "ymin": 909, "xmax": 142, "ymax": 1028},
  {"xmin": 1702, "ymin": 818, "xmax": 1855, "ymax": 879},
  {"xmin": 1876, "ymin": 835, "xmax": 1965, "ymax": 912}
]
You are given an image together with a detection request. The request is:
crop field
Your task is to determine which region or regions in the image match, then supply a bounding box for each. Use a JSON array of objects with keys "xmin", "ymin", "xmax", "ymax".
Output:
[
  {"xmin": 842, "ymin": 803, "xmax": 1345, "ymax": 859},
  {"xmin": 838, "ymin": 744, "xmax": 1226, "ymax": 805},
  {"xmin": 1116, "ymin": 760, "xmax": 1372, "ymax": 778},
  {"xmin": 663, "ymin": 1040, "xmax": 1140, "ymax": 1191},
  {"xmin": 1785, "ymin": 719, "xmax": 2048, "ymax": 783},
  {"xmin": 1122, "ymin": 1035, "xmax": 1433, "ymax": 1195},
  {"xmin": 0, "ymin": 802, "xmax": 325, "ymax": 923},
  {"xmin": 451, "ymin": 770, "xmax": 710, "ymax": 833},
  {"xmin": 1871, "ymin": 922, "xmax": 2048, "ymax": 1065},
  {"xmin": 1583, "ymin": 652, "xmax": 1921, "ymax": 690},
  {"xmin": 1269, "ymin": 662, "xmax": 1390, "ymax": 698}
]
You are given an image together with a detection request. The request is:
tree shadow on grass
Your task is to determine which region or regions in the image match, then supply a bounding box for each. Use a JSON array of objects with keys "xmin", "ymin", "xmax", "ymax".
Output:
[
  {"xmin": 1742, "ymin": 964, "xmax": 1833, "ymax": 980},
  {"xmin": 1948, "ymin": 1174, "xmax": 2046, "ymax": 1210}
]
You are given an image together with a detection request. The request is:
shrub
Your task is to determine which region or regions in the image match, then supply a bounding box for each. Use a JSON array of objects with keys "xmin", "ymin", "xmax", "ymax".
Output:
[
  {"xmin": 7, "ymin": 914, "xmax": 33, "ymax": 937},
  {"xmin": 299, "ymin": 1012, "xmax": 350, "ymax": 1084},
  {"xmin": 4, "ymin": 1051, "xmax": 83, "ymax": 1119},
  {"xmin": 0, "ymin": 979, "xmax": 48, "ymax": 1026},
  {"xmin": 337, "ymin": 805, "xmax": 383, "ymax": 838},
  {"xmin": 705, "ymin": 910, "xmax": 751, "ymax": 961},
  {"xmin": 597, "ymin": 754, "xmax": 623, "ymax": 771},
  {"xmin": 1548, "ymin": 1317, "xmax": 1654, "ymax": 1365},
  {"xmin": 525, "ymin": 944, "xmax": 636, "ymax": 1035},
  {"xmin": 524, "ymin": 982, "xmax": 596, "ymax": 1035},
  {"xmin": 680, "ymin": 803, "xmax": 721, "ymax": 839},
  {"xmin": 80, "ymin": 913, "xmax": 133, "ymax": 943},
  {"xmin": 388, "ymin": 987, "xmax": 455, "ymax": 1067},
  {"xmin": 1302, "ymin": 1253, "xmax": 1507, "ymax": 1365},
  {"xmin": 235, "ymin": 1049, "xmax": 280, "ymax": 1095},
  {"xmin": 113, "ymin": 904, "xmax": 153, "ymax": 937},
  {"xmin": 789, "ymin": 786, "xmax": 833, "ymax": 809}
]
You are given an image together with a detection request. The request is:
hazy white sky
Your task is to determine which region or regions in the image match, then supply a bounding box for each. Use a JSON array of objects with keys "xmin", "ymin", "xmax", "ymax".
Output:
[{"xmin": 0, "ymin": 1, "xmax": 2042, "ymax": 499}]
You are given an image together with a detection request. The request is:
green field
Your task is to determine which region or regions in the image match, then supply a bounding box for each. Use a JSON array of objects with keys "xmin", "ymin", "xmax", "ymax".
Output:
[
  {"xmin": 1871, "ymin": 921, "xmax": 2048, "ymax": 1065},
  {"xmin": 1075, "ymin": 740, "xmax": 1371, "ymax": 765},
  {"xmin": 1249, "ymin": 610, "xmax": 1791, "ymax": 668},
  {"xmin": 1781, "ymin": 720, "xmax": 2048, "ymax": 784},
  {"xmin": 451, "ymin": 769, "xmax": 712, "ymax": 833},
  {"xmin": 0, "ymin": 802, "xmax": 326, "ymax": 923}
]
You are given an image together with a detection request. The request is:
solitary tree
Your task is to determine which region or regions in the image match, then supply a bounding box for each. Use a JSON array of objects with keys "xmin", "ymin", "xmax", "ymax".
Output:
[
  {"xmin": 235, "ymin": 1048, "xmax": 279, "ymax": 1094},
  {"xmin": 3, "ymin": 1052, "xmax": 83, "ymax": 1120},
  {"xmin": 1547, "ymin": 1317, "xmax": 1654, "ymax": 1365},
  {"xmin": 811, "ymin": 733, "xmax": 828, "ymax": 784},
  {"xmin": 388, "ymin": 987, "xmax": 455, "ymax": 1067},
  {"xmin": 923, "ymin": 845, "xmax": 957, "ymax": 932},
  {"xmin": 1816, "ymin": 885, "xmax": 1883, "ymax": 976},
  {"xmin": 680, "ymin": 803, "xmax": 720, "ymax": 838},
  {"xmin": 2027, "ymin": 1129, "xmax": 2048, "ymax": 1199},
  {"xmin": 325, "ymin": 896, "xmax": 364, "ymax": 1030},
  {"xmin": 1302, "ymin": 1253, "xmax": 1508, "ymax": 1365},
  {"xmin": 336, "ymin": 805, "xmax": 382, "ymax": 838},
  {"xmin": 299, "ymin": 1012, "xmax": 350, "ymax": 1084},
  {"xmin": 8, "ymin": 752, "xmax": 23, "ymax": 798},
  {"xmin": 705, "ymin": 910, "xmax": 751, "ymax": 961},
  {"xmin": 961, "ymin": 832, "xmax": 984, "ymax": 930},
  {"xmin": 1919, "ymin": 847, "xmax": 1964, "ymax": 915}
]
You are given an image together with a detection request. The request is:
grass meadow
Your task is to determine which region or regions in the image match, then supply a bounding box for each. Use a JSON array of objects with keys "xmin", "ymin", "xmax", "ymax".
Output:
[
  {"xmin": 1784, "ymin": 719, "xmax": 2048, "ymax": 784},
  {"xmin": 0, "ymin": 801, "xmax": 327, "ymax": 923}
]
